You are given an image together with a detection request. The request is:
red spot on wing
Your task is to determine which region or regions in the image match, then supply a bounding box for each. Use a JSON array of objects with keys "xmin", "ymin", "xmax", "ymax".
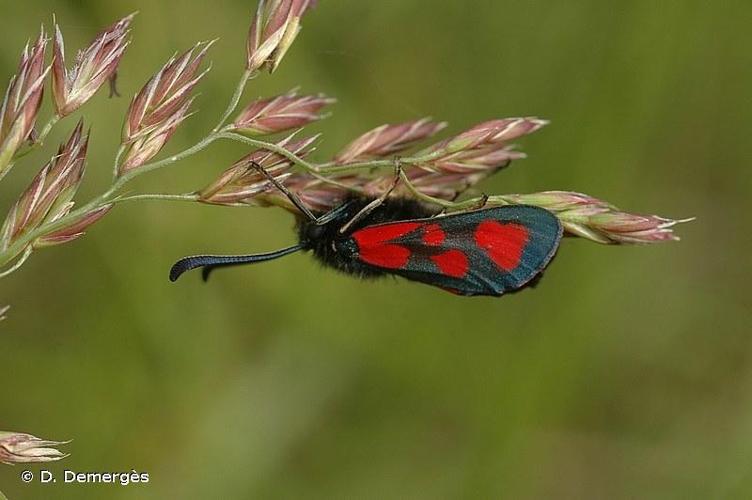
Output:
[
  {"xmin": 352, "ymin": 222, "xmax": 421, "ymax": 269},
  {"xmin": 422, "ymin": 224, "xmax": 445, "ymax": 246},
  {"xmin": 474, "ymin": 221, "xmax": 529, "ymax": 271},
  {"xmin": 358, "ymin": 244, "xmax": 411, "ymax": 269},
  {"xmin": 353, "ymin": 222, "xmax": 421, "ymax": 246},
  {"xmin": 431, "ymin": 250, "xmax": 469, "ymax": 278}
]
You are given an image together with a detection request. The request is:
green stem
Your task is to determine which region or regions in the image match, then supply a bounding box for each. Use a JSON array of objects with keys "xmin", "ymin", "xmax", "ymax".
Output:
[
  {"xmin": 0, "ymin": 161, "xmax": 13, "ymax": 184},
  {"xmin": 0, "ymin": 191, "xmax": 200, "ymax": 271},
  {"xmin": 0, "ymin": 115, "xmax": 62, "ymax": 182},
  {"xmin": 219, "ymin": 133, "xmax": 443, "ymax": 176},
  {"xmin": 218, "ymin": 132, "xmax": 366, "ymax": 192},
  {"xmin": 0, "ymin": 246, "xmax": 32, "ymax": 279},
  {"xmin": 212, "ymin": 69, "xmax": 253, "ymax": 133},
  {"xmin": 219, "ymin": 132, "xmax": 483, "ymax": 201},
  {"xmin": 317, "ymin": 150, "xmax": 447, "ymax": 174},
  {"xmin": 36, "ymin": 114, "xmax": 61, "ymax": 145},
  {"xmin": 396, "ymin": 169, "xmax": 454, "ymax": 208},
  {"xmin": 0, "ymin": 135, "xmax": 220, "ymax": 270},
  {"xmin": 11, "ymin": 115, "xmax": 62, "ymax": 162},
  {"xmin": 106, "ymin": 133, "xmax": 222, "ymax": 199},
  {"xmin": 317, "ymin": 159, "xmax": 393, "ymax": 174},
  {"xmin": 111, "ymin": 144, "xmax": 126, "ymax": 180},
  {"xmin": 218, "ymin": 132, "xmax": 322, "ymax": 173},
  {"xmin": 114, "ymin": 192, "xmax": 199, "ymax": 204}
]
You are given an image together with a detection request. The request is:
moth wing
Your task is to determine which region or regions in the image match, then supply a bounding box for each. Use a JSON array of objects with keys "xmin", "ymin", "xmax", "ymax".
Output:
[{"xmin": 347, "ymin": 205, "xmax": 562, "ymax": 296}]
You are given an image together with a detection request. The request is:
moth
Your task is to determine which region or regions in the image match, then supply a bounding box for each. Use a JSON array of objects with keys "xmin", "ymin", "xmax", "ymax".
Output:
[{"xmin": 170, "ymin": 164, "xmax": 562, "ymax": 297}]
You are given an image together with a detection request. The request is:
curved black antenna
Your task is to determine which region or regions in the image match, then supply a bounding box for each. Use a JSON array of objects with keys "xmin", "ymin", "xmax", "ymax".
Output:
[{"xmin": 169, "ymin": 244, "xmax": 304, "ymax": 282}]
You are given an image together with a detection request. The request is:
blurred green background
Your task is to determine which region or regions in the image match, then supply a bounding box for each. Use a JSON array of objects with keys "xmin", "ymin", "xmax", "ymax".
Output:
[{"xmin": 1, "ymin": 0, "xmax": 750, "ymax": 498}]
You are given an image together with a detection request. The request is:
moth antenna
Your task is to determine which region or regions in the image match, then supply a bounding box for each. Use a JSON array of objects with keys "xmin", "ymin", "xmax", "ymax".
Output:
[
  {"xmin": 169, "ymin": 244, "xmax": 303, "ymax": 282},
  {"xmin": 247, "ymin": 161, "xmax": 320, "ymax": 223}
]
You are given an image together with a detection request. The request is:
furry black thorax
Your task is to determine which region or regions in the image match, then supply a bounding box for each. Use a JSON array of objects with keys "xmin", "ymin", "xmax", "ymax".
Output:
[{"xmin": 297, "ymin": 195, "xmax": 438, "ymax": 278}]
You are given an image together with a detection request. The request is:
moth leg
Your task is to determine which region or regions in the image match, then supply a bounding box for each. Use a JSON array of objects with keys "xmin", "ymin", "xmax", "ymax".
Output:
[
  {"xmin": 473, "ymin": 193, "xmax": 490, "ymax": 210},
  {"xmin": 397, "ymin": 165, "xmax": 454, "ymax": 210},
  {"xmin": 338, "ymin": 161, "xmax": 402, "ymax": 234},
  {"xmin": 396, "ymin": 161, "xmax": 497, "ymax": 214}
]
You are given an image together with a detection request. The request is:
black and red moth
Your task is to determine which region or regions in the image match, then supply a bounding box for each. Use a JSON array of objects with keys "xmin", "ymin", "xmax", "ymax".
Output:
[{"xmin": 170, "ymin": 192, "xmax": 563, "ymax": 297}]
